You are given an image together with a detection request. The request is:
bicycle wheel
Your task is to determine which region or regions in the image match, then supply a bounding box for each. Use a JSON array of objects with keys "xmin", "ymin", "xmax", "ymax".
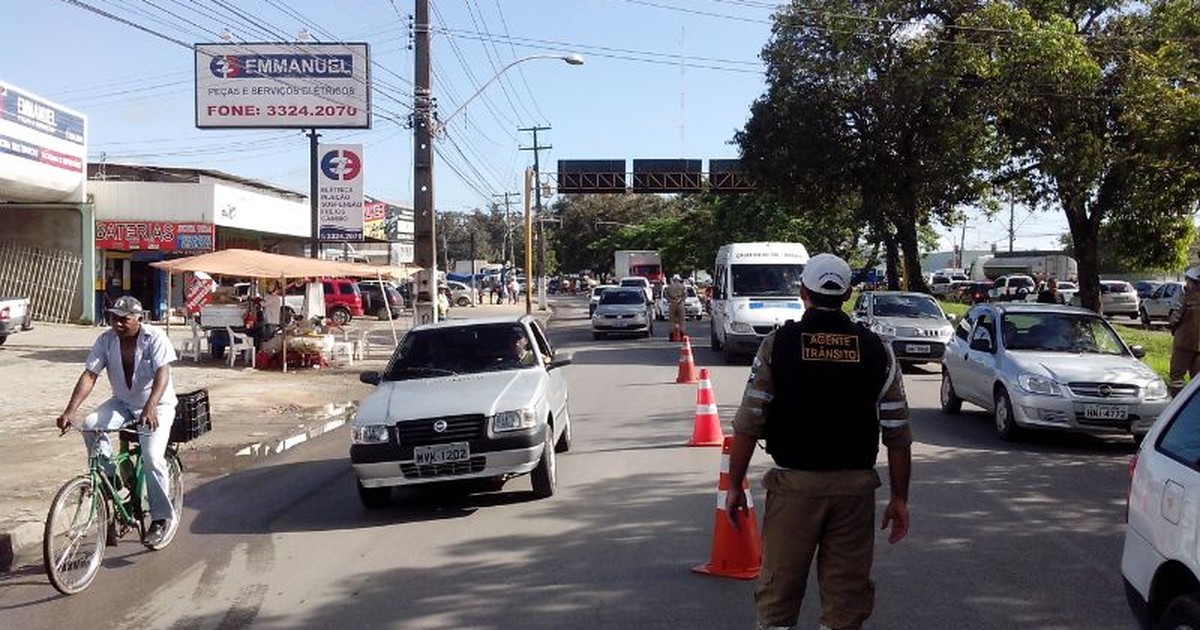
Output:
[
  {"xmin": 143, "ymin": 450, "xmax": 183, "ymax": 550},
  {"xmin": 43, "ymin": 475, "xmax": 108, "ymax": 595}
]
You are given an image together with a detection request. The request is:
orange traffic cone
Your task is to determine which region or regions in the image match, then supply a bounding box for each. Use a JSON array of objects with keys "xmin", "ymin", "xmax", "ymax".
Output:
[
  {"xmin": 687, "ymin": 369, "xmax": 724, "ymax": 447},
  {"xmin": 693, "ymin": 436, "xmax": 762, "ymax": 580},
  {"xmin": 675, "ymin": 335, "xmax": 699, "ymax": 384}
]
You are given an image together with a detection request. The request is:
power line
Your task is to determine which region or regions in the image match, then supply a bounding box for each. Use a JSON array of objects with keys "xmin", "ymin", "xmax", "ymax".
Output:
[{"xmin": 55, "ymin": 0, "xmax": 191, "ymax": 47}]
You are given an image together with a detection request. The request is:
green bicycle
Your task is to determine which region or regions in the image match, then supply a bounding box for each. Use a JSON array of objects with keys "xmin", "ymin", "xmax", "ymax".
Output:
[{"xmin": 43, "ymin": 425, "xmax": 184, "ymax": 595}]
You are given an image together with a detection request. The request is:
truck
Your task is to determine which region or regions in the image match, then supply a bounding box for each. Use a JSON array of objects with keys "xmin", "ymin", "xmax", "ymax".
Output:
[
  {"xmin": 614, "ymin": 250, "xmax": 663, "ymax": 283},
  {"xmin": 0, "ymin": 297, "xmax": 32, "ymax": 346},
  {"xmin": 981, "ymin": 251, "xmax": 1077, "ymax": 281}
]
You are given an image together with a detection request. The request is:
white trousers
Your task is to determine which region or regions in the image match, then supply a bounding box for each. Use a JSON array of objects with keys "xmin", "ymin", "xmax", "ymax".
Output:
[{"xmin": 81, "ymin": 398, "xmax": 176, "ymax": 522}]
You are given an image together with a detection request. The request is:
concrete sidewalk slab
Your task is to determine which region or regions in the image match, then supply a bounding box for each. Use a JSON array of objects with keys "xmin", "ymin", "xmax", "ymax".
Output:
[{"xmin": 0, "ymin": 300, "xmax": 552, "ymax": 572}]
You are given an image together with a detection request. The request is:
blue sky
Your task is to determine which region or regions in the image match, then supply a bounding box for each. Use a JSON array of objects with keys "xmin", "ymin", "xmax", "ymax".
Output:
[{"xmin": 3, "ymin": 0, "xmax": 1062, "ymax": 251}]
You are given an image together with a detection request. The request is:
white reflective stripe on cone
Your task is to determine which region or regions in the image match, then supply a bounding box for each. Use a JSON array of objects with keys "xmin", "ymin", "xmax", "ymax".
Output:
[
  {"xmin": 720, "ymin": 454, "xmax": 730, "ymax": 474},
  {"xmin": 696, "ymin": 404, "xmax": 718, "ymax": 415},
  {"xmin": 717, "ymin": 489, "xmax": 728, "ymax": 510},
  {"xmin": 699, "ymin": 378, "xmax": 712, "ymax": 389}
]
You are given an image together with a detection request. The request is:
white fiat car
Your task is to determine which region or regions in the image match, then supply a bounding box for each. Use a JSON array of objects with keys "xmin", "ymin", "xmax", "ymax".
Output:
[{"xmin": 350, "ymin": 315, "xmax": 572, "ymax": 507}]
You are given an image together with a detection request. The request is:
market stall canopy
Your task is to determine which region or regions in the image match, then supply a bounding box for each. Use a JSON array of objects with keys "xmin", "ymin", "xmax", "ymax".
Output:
[{"xmin": 150, "ymin": 248, "xmax": 415, "ymax": 279}]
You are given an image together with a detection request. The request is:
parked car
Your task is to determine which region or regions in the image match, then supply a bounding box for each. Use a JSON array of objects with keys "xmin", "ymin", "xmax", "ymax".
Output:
[
  {"xmin": 930, "ymin": 272, "xmax": 969, "ymax": 297},
  {"xmin": 1133, "ymin": 280, "xmax": 1163, "ymax": 301},
  {"xmin": 1123, "ymin": 377, "xmax": 1200, "ymax": 629},
  {"xmin": 654, "ymin": 285, "xmax": 704, "ymax": 321},
  {"xmin": 283, "ymin": 278, "xmax": 365, "ymax": 325},
  {"xmin": 1139, "ymin": 281, "xmax": 1184, "ymax": 328},
  {"xmin": 850, "ymin": 291, "xmax": 955, "ymax": 367},
  {"xmin": 956, "ymin": 282, "xmax": 993, "ymax": 304},
  {"xmin": 357, "ymin": 281, "xmax": 404, "ymax": 320},
  {"xmin": 446, "ymin": 280, "xmax": 478, "ymax": 307},
  {"xmin": 588, "ymin": 284, "xmax": 616, "ymax": 317},
  {"xmin": 0, "ymin": 296, "xmax": 32, "ymax": 345},
  {"xmin": 592, "ymin": 287, "xmax": 653, "ymax": 339},
  {"xmin": 940, "ymin": 302, "xmax": 1169, "ymax": 441},
  {"xmin": 350, "ymin": 315, "xmax": 572, "ymax": 507},
  {"xmin": 988, "ymin": 275, "xmax": 1036, "ymax": 302},
  {"xmin": 1070, "ymin": 280, "xmax": 1139, "ymax": 319}
]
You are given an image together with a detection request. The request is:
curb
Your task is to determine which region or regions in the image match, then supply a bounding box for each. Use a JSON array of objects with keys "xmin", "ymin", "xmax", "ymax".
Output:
[{"xmin": 0, "ymin": 402, "xmax": 355, "ymax": 574}]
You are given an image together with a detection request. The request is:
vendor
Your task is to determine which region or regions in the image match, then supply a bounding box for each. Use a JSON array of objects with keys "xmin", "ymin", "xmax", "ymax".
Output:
[{"xmin": 262, "ymin": 282, "xmax": 283, "ymax": 343}]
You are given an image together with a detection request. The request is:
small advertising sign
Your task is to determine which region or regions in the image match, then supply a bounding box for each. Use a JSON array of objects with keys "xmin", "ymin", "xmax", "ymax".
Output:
[
  {"xmin": 317, "ymin": 144, "xmax": 364, "ymax": 241},
  {"xmin": 0, "ymin": 81, "xmax": 87, "ymax": 203},
  {"xmin": 96, "ymin": 221, "xmax": 215, "ymax": 251},
  {"xmin": 363, "ymin": 200, "xmax": 387, "ymax": 240},
  {"xmin": 195, "ymin": 42, "xmax": 371, "ymax": 129}
]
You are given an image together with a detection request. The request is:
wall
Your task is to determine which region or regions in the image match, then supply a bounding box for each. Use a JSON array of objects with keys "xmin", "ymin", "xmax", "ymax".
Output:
[
  {"xmin": 88, "ymin": 181, "xmax": 212, "ymax": 222},
  {"xmin": 209, "ymin": 180, "xmax": 308, "ymax": 237}
]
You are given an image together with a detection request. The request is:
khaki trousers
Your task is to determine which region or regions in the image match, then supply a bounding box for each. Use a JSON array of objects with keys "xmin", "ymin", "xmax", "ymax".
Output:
[
  {"xmin": 755, "ymin": 468, "xmax": 880, "ymax": 630},
  {"xmin": 1169, "ymin": 349, "xmax": 1200, "ymax": 395}
]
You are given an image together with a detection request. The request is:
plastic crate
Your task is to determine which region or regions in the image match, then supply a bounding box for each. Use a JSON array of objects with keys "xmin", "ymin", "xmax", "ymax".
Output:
[{"xmin": 171, "ymin": 388, "xmax": 211, "ymax": 443}]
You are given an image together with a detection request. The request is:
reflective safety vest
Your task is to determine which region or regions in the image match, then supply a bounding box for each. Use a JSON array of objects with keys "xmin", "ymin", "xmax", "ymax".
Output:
[{"xmin": 765, "ymin": 308, "xmax": 890, "ymax": 470}]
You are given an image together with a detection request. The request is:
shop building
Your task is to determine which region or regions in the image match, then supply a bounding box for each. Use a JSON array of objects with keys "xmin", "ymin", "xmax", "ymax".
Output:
[
  {"xmin": 0, "ymin": 80, "xmax": 95, "ymax": 324},
  {"xmin": 87, "ymin": 163, "xmax": 310, "ymax": 321}
]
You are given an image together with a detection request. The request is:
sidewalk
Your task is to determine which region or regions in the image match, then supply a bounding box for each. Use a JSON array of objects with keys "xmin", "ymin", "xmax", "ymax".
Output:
[{"xmin": 0, "ymin": 300, "xmax": 550, "ymax": 572}]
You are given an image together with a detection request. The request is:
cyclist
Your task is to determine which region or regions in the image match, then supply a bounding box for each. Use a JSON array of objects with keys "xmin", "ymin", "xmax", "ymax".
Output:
[{"xmin": 55, "ymin": 295, "xmax": 179, "ymax": 546}]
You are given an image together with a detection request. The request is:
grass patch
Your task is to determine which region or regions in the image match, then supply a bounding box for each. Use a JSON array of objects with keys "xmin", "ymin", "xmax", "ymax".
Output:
[{"xmin": 1113, "ymin": 325, "xmax": 1173, "ymax": 380}]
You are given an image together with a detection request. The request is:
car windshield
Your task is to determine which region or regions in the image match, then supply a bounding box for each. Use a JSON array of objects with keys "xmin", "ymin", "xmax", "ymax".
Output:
[
  {"xmin": 384, "ymin": 323, "xmax": 537, "ymax": 379},
  {"xmin": 600, "ymin": 290, "xmax": 645, "ymax": 305},
  {"xmin": 686, "ymin": 286, "xmax": 698, "ymax": 298},
  {"xmin": 731, "ymin": 264, "xmax": 805, "ymax": 297},
  {"xmin": 1057, "ymin": 282, "xmax": 1077, "ymax": 290},
  {"xmin": 872, "ymin": 295, "xmax": 942, "ymax": 318},
  {"xmin": 1001, "ymin": 312, "xmax": 1127, "ymax": 355},
  {"xmin": 619, "ymin": 279, "xmax": 647, "ymax": 288}
]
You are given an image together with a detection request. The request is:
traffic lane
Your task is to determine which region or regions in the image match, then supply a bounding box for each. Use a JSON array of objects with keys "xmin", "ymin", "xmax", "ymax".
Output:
[
  {"xmin": 2, "ymin": 303, "xmax": 762, "ymax": 628},
  {"xmin": 881, "ymin": 369, "xmax": 1136, "ymax": 629}
]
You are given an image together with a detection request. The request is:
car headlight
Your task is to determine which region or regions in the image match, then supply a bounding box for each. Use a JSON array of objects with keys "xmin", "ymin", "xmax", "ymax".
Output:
[
  {"xmin": 871, "ymin": 322, "xmax": 896, "ymax": 337},
  {"xmin": 1017, "ymin": 374, "xmax": 1063, "ymax": 396},
  {"xmin": 352, "ymin": 424, "xmax": 390, "ymax": 444},
  {"xmin": 938, "ymin": 327, "xmax": 954, "ymax": 340},
  {"xmin": 730, "ymin": 321, "xmax": 754, "ymax": 334},
  {"xmin": 1145, "ymin": 379, "xmax": 1169, "ymax": 400},
  {"xmin": 492, "ymin": 408, "xmax": 536, "ymax": 433}
]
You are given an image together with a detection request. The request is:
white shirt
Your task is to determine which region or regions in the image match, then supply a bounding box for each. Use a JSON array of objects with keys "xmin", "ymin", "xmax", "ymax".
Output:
[
  {"xmin": 85, "ymin": 322, "xmax": 178, "ymax": 409},
  {"xmin": 264, "ymin": 293, "xmax": 283, "ymax": 326}
]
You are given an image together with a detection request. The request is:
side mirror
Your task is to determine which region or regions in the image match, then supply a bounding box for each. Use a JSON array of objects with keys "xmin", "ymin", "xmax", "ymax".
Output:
[
  {"xmin": 1130, "ymin": 345, "xmax": 1147, "ymax": 359},
  {"xmin": 946, "ymin": 313, "xmax": 958, "ymax": 323},
  {"xmin": 359, "ymin": 370, "xmax": 382, "ymax": 385},
  {"xmin": 548, "ymin": 358, "xmax": 573, "ymax": 370},
  {"xmin": 969, "ymin": 337, "xmax": 994, "ymax": 353}
]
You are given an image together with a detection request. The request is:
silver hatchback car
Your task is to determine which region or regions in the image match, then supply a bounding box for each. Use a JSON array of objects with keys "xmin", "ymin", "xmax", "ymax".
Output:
[{"xmin": 940, "ymin": 302, "xmax": 1170, "ymax": 441}]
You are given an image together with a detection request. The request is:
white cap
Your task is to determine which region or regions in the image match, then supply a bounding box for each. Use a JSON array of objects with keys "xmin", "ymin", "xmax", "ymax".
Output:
[
  {"xmin": 1186, "ymin": 266, "xmax": 1200, "ymax": 282},
  {"xmin": 801, "ymin": 253, "xmax": 852, "ymax": 295}
]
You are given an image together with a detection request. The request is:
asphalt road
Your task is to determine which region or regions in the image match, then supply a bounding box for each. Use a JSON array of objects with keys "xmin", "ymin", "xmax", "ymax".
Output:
[{"xmin": 0, "ymin": 296, "xmax": 1140, "ymax": 629}]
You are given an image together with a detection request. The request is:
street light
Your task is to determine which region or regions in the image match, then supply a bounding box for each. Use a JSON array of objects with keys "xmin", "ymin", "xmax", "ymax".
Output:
[{"xmin": 433, "ymin": 54, "xmax": 585, "ymax": 134}]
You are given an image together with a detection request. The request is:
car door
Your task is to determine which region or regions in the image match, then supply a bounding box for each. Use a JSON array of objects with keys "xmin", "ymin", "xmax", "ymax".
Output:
[
  {"xmin": 943, "ymin": 306, "xmax": 978, "ymax": 396},
  {"xmin": 529, "ymin": 321, "xmax": 568, "ymax": 433},
  {"xmin": 958, "ymin": 310, "xmax": 999, "ymax": 406},
  {"xmin": 1139, "ymin": 395, "xmax": 1200, "ymax": 574},
  {"xmin": 1146, "ymin": 284, "xmax": 1168, "ymax": 319}
]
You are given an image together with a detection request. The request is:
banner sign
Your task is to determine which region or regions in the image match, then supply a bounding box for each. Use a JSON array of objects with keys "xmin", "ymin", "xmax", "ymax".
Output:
[
  {"xmin": 195, "ymin": 42, "xmax": 371, "ymax": 129},
  {"xmin": 0, "ymin": 81, "xmax": 87, "ymax": 203},
  {"xmin": 317, "ymin": 144, "xmax": 364, "ymax": 241},
  {"xmin": 96, "ymin": 221, "xmax": 215, "ymax": 251},
  {"xmin": 363, "ymin": 200, "xmax": 386, "ymax": 240}
]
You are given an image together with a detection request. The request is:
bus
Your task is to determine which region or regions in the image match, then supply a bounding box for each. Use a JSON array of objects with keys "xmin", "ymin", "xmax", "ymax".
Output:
[{"xmin": 710, "ymin": 242, "xmax": 809, "ymax": 362}]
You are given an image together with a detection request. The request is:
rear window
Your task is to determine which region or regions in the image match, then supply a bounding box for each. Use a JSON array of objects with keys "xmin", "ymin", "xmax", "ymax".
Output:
[
  {"xmin": 1104, "ymin": 282, "xmax": 1133, "ymax": 293},
  {"xmin": 1159, "ymin": 390, "xmax": 1200, "ymax": 470},
  {"xmin": 1010, "ymin": 277, "xmax": 1035, "ymax": 289},
  {"xmin": 601, "ymin": 289, "xmax": 645, "ymax": 305},
  {"xmin": 620, "ymin": 279, "xmax": 647, "ymax": 288},
  {"xmin": 592, "ymin": 287, "xmax": 609, "ymax": 297}
]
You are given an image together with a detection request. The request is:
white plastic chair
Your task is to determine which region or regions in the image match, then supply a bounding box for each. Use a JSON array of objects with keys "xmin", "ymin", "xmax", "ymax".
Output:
[
  {"xmin": 342, "ymin": 328, "xmax": 371, "ymax": 360},
  {"xmin": 226, "ymin": 326, "xmax": 256, "ymax": 368},
  {"xmin": 180, "ymin": 319, "xmax": 205, "ymax": 362}
]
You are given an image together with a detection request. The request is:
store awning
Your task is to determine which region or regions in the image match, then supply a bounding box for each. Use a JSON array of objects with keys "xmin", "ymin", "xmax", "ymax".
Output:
[{"xmin": 150, "ymin": 248, "xmax": 414, "ymax": 279}]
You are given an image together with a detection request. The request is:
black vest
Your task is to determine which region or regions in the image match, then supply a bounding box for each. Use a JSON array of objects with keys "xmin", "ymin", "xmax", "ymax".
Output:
[{"xmin": 765, "ymin": 308, "xmax": 890, "ymax": 470}]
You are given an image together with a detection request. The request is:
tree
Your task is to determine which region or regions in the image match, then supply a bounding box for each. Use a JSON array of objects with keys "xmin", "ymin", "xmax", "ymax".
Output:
[
  {"xmin": 738, "ymin": 0, "xmax": 997, "ymax": 293},
  {"xmin": 972, "ymin": 0, "xmax": 1200, "ymax": 309}
]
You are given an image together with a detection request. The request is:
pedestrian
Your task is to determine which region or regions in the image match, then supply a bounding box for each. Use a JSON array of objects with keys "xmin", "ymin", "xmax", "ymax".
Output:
[
  {"xmin": 725, "ymin": 253, "xmax": 912, "ymax": 630},
  {"xmin": 665, "ymin": 274, "xmax": 686, "ymax": 340},
  {"xmin": 1036, "ymin": 278, "xmax": 1065, "ymax": 304},
  {"xmin": 508, "ymin": 277, "xmax": 519, "ymax": 304},
  {"xmin": 262, "ymin": 281, "xmax": 283, "ymax": 342},
  {"xmin": 1168, "ymin": 266, "xmax": 1200, "ymax": 396},
  {"xmin": 54, "ymin": 296, "xmax": 179, "ymax": 546}
]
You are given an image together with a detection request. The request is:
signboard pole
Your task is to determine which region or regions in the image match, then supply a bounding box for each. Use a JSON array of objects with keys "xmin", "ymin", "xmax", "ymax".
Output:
[{"xmin": 308, "ymin": 129, "xmax": 321, "ymax": 259}]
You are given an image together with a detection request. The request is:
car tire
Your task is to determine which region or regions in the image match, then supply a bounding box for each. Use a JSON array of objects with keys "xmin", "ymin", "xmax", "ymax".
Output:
[
  {"xmin": 722, "ymin": 341, "xmax": 737, "ymax": 364},
  {"xmin": 376, "ymin": 307, "xmax": 390, "ymax": 321},
  {"xmin": 1140, "ymin": 307, "xmax": 1151, "ymax": 328},
  {"xmin": 531, "ymin": 426, "xmax": 556, "ymax": 498},
  {"xmin": 1161, "ymin": 593, "xmax": 1200, "ymax": 630},
  {"xmin": 0, "ymin": 335, "xmax": 6, "ymax": 346},
  {"xmin": 456, "ymin": 296, "xmax": 471, "ymax": 307},
  {"xmin": 710, "ymin": 325, "xmax": 723, "ymax": 351},
  {"xmin": 330, "ymin": 306, "xmax": 351, "ymax": 326},
  {"xmin": 357, "ymin": 480, "xmax": 391, "ymax": 509},
  {"xmin": 940, "ymin": 372, "xmax": 962, "ymax": 414},
  {"xmin": 994, "ymin": 387, "xmax": 1021, "ymax": 442},
  {"xmin": 555, "ymin": 407, "xmax": 572, "ymax": 453}
]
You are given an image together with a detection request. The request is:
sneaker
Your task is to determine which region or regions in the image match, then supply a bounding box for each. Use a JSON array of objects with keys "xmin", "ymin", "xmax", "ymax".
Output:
[{"xmin": 143, "ymin": 519, "xmax": 168, "ymax": 546}]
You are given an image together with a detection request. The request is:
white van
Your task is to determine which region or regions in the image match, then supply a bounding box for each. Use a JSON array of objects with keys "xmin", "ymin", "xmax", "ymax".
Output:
[{"xmin": 710, "ymin": 242, "xmax": 809, "ymax": 361}]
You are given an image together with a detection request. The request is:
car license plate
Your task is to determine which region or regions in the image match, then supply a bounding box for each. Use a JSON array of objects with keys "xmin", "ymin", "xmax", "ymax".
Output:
[
  {"xmin": 905, "ymin": 344, "xmax": 930, "ymax": 354},
  {"xmin": 413, "ymin": 442, "xmax": 470, "ymax": 466},
  {"xmin": 1083, "ymin": 405, "xmax": 1128, "ymax": 420}
]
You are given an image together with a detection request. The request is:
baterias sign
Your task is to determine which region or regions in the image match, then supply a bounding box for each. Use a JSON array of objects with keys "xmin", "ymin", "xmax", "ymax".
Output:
[{"xmin": 96, "ymin": 221, "xmax": 214, "ymax": 252}]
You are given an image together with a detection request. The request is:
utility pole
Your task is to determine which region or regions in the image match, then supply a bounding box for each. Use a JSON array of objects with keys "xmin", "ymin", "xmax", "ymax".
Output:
[
  {"xmin": 1008, "ymin": 200, "xmax": 1015, "ymax": 253},
  {"xmin": 519, "ymin": 125, "xmax": 551, "ymax": 311},
  {"xmin": 308, "ymin": 129, "xmax": 320, "ymax": 259},
  {"xmin": 493, "ymin": 191, "xmax": 518, "ymax": 269},
  {"xmin": 958, "ymin": 219, "xmax": 968, "ymax": 268},
  {"xmin": 412, "ymin": 0, "xmax": 437, "ymax": 323}
]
